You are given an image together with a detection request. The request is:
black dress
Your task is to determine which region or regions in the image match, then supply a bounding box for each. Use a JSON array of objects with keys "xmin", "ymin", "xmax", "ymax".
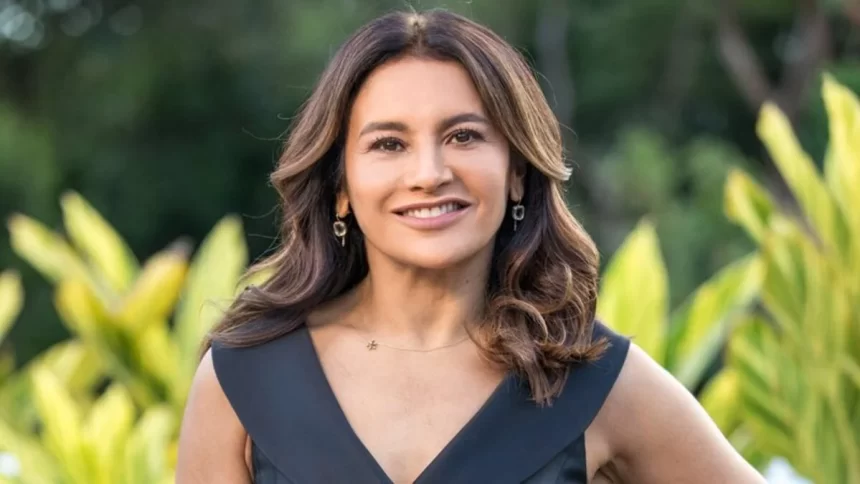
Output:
[{"xmin": 212, "ymin": 321, "xmax": 630, "ymax": 484}]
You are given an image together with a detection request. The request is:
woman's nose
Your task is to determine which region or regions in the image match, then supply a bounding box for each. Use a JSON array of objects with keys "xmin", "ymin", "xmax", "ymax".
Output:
[{"xmin": 402, "ymin": 142, "xmax": 453, "ymax": 192}]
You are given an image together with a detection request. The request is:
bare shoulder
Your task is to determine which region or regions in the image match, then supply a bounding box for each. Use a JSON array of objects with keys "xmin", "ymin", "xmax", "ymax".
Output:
[
  {"xmin": 591, "ymin": 343, "xmax": 765, "ymax": 483},
  {"xmin": 176, "ymin": 347, "xmax": 252, "ymax": 484}
]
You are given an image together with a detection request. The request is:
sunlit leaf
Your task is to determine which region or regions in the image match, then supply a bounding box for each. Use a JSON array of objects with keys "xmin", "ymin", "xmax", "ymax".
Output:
[
  {"xmin": 821, "ymin": 73, "xmax": 860, "ymax": 270},
  {"xmin": 30, "ymin": 366, "xmax": 90, "ymax": 483},
  {"xmin": 668, "ymin": 255, "xmax": 763, "ymax": 388},
  {"xmin": 61, "ymin": 191, "xmax": 140, "ymax": 293},
  {"xmin": 757, "ymin": 102, "xmax": 851, "ymax": 261},
  {"xmin": 174, "ymin": 215, "xmax": 247, "ymax": 402},
  {"xmin": 597, "ymin": 219, "xmax": 667, "ymax": 362},
  {"xmin": 0, "ymin": 271, "xmax": 23, "ymax": 345},
  {"xmin": 82, "ymin": 384, "xmax": 135, "ymax": 484},
  {"xmin": 115, "ymin": 244, "xmax": 189, "ymax": 333},
  {"xmin": 724, "ymin": 169, "xmax": 776, "ymax": 243},
  {"xmin": 123, "ymin": 407, "xmax": 175, "ymax": 484},
  {"xmin": 7, "ymin": 214, "xmax": 90, "ymax": 285}
]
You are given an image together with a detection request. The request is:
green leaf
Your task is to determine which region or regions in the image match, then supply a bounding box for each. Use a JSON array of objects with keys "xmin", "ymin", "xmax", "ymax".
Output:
[
  {"xmin": 668, "ymin": 255, "xmax": 763, "ymax": 389},
  {"xmin": 174, "ymin": 215, "xmax": 247, "ymax": 404},
  {"xmin": 0, "ymin": 418, "xmax": 59, "ymax": 483},
  {"xmin": 724, "ymin": 169, "xmax": 776, "ymax": 243},
  {"xmin": 699, "ymin": 369, "xmax": 741, "ymax": 436},
  {"xmin": 82, "ymin": 384, "xmax": 135, "ymax": 484},
  {"xmin": 821, "ymin": 73, "xmax": 860, "ymax": 270},
  {"xmin": 60, "ymin": 192, "xmax": 140, "ymax": 294},
  {"xmin": 123, "ymin": 407, "xmax": 176, "ymax": 484},
  {"xmin": 30, "ymin": 366, "xmax": 90, "ymax": 483},
  {"xmin": 756, "ymin": 102, "xmax": 851, "ymax": 262},
  {"xmin": 0, "ymin": 271, "xmax": 23, "ymax": 346},
  {"xmin": 597, "ymin": 219, "xmax": 667, "ymax": 363},
  {"xmin": 7, "ymin": 214, "xmax": 90, "ymax": 285}
]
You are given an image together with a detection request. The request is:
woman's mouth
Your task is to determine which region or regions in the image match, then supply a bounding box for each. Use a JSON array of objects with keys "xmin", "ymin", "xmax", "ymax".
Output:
[
  {"xmin": 394, "ymin": 200, "xmax": 471, "ymax": 230},
  {"xmin": 400, "ymin": 202, "xmax": 466, "ymax": 219}
]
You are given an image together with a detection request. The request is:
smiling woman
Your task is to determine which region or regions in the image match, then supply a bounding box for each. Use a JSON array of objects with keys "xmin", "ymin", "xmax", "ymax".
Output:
[{"xmin": 176, "ymin": 8, "xmax": 765, "ymax": 484}]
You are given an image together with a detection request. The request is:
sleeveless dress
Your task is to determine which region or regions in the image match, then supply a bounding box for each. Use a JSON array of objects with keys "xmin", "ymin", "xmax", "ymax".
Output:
[{"xmin": 212, "ymin": 321, "xmax": 630, "ymax": 484}]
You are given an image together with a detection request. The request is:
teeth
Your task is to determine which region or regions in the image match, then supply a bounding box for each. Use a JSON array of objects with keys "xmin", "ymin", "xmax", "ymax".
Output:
[{"xmin": 403, "ymin": 202, "xmax": 462, "ymax": 219}]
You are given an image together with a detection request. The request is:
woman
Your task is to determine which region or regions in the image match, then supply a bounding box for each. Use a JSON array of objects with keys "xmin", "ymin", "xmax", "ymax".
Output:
[{"xmin": 177, "ymin": 9, "xmax": 764, "ymax": 484}]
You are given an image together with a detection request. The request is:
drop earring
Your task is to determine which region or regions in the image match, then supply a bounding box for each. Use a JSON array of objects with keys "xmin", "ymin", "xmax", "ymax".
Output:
[
  {"xmin": 511, "ymin": 203, "xmax": 525, "ymax": 232},
  {"xmin": 333, "ymin": 215, "xmax": 348, "ymax": 247}
]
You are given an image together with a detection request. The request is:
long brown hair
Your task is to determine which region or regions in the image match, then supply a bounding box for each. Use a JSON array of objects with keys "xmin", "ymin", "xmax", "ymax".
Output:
[{"xmin": 206, "ymin": 8, "xmax": 607, "ymax": 406}]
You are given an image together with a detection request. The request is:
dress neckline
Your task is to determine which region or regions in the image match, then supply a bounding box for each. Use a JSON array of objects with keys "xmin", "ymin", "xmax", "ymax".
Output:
[{"xmin": 299, "ymin": 324, "xmax": 513, "ymax": 483}]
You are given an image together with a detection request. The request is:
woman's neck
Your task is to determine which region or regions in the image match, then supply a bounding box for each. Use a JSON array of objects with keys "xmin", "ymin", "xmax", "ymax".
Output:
[{"xmin": 349, "ymin": 247, "xmax": 493, "ymax": 349}]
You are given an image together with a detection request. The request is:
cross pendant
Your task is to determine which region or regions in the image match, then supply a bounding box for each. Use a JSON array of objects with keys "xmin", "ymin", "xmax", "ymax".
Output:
[{"xmin": 366, "ymin": 340, "xmax": 378, "ymax": 351}]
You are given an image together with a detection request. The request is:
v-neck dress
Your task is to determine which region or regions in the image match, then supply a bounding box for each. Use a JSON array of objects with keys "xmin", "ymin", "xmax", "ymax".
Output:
[{"xmin": 211, "ymin": 320, "xmax": 630, "ymax": 484}]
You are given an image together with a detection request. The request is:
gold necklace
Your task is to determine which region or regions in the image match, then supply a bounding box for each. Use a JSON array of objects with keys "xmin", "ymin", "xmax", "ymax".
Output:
[{"xmin": 346, "ymin": 326, "xmax": 472, "ymax": 352}]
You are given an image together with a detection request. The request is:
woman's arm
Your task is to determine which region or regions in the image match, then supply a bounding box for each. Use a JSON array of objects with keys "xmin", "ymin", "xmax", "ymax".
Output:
[
  {"xmin": 595, "ymin": 344, "xmax": 765, "ymax": 483},
  {"xmin": 176, "ymin": 348, "xmax": 253, "ymax": 484}
]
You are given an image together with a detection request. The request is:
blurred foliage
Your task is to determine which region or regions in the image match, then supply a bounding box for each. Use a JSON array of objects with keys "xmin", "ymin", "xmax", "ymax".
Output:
[
  {"xmin": 700, "ymin": 75, "xmax": 860, "ymax": 483},
  {"xmin": 1, "ymin": 0, "xmax": 859, "ymax": 362},
  {"xmin": 597, "ymin": 219, "xmax": 762, "ymax": 391},
  {"xmin": 0, "ymin": 192, "xmax": 268, "ymax": 482}
]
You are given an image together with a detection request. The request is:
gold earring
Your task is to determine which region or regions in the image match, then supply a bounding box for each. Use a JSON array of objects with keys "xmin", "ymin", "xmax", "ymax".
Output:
[
  {"xmin": 512, "ymin": 203, "xmax": 525, "ymax": 231},
  {"xmin": 333, "ymin": 215, "xmax": 348, "ymax": 247}
]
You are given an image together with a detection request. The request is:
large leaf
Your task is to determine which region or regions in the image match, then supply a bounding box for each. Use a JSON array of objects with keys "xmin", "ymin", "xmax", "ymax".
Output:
[
  {"xmin": 821, "ymin": 73, "xmax": 860, "ymax": 273},
  {"xmin": 60, "ymin": 191, "xmax": 140, "ymax": 293},
  {"xmin": 0, "ymin": 271, "xmax": 23, "ymax": 345},
  {"xmin": 757, "ymin": 102, "xmax": 851, "ymax": 262},
  {"xmin": 123, "ymin": 406, "xmax": 176, "ymax": 484},
  {"xmin": 0, "ymin": 418, "xmax": 59, "ymax": 483},
  {"xmin": 699, "ymin": 368, "xmax": 741, "ymax": 436},
  {"xmin": 597, "ymin": 219, "xmax": 667, "ymax": 362},
  {"xmin": 7, "ymin": 215, "xmax": 90, "ymax": 285},
  {"xmin": 55, "ymin": 280, "xmax": 157, "ymax": 407},
  {"xmin": 82, "ymin": 384, "xmax": 135, "ymax": 484},
  {"xmin": 35, "ymin": 341, "xmax": 103, "ymax": 403},
  {"xmin": 667, "ymin": 254, "xmax": 763, "ymax": 389},
  {"xmin": 30, "ymin": 366, "xmax": 90, "ymax": 483},
  {"xmin": 174, "ymin": 215, "xmax": 247, "ymax": 398},
  {"xmin": 724, "ymin": 169, "xmax": 776, "ymax": 244},
  {"xmin": 115, "ymin": 244, "xmax": 189, "ymax": 333}
]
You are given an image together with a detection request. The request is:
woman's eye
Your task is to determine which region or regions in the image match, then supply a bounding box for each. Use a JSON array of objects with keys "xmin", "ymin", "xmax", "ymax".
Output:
[
  {"xmin": 450, "ymin": 129, "xmax": 482, "ymax": 145},
  {"xmin": 371, "ymin": 137, "xmax": 405, "ymax": 152}
]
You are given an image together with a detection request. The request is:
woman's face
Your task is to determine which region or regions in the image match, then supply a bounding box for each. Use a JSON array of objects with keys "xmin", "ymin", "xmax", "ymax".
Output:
[{"xmin": 341, "ymin": 56, "xmax": 521, "ymax": 270}]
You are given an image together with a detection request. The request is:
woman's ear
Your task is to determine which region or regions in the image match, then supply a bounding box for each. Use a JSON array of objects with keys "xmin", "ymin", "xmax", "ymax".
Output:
[
  {"xmin": 335, "ymin": 190, "xmax": 351, "ymax": 218},
  {"xmin": 509, "ymin": 158, "xmax": 526, "ymax": 202}
]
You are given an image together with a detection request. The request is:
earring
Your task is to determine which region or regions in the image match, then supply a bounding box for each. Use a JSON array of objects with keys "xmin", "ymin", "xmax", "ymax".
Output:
[
  {"xmin": 333, "ymin": 215, "xmax": 348, "ymax": 247},
  {"xmin": 511, "ymin": 203, "xmax": 525, "ymax": 232}
]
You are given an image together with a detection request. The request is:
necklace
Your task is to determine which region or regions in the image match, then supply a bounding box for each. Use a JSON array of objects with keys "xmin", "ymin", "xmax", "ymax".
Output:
[{"xmin": 346, "ymin": 326, "xmax": 472, "ymax": 352}]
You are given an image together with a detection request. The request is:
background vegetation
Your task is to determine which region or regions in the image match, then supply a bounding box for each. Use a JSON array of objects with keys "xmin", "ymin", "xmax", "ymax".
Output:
[{"xmin": 1, "ymin": 0, "xmax": 859, "ymax": 482}]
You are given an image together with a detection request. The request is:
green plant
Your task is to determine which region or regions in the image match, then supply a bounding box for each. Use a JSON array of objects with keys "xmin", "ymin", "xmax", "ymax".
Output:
[
  {"xmin": 709, "ymin": 74, "xmax": 860, "ymax": 483},
  {"xmin": 597, "ymin": 219, "xmax": 762, "ymax": 391},
  {"xmin": 0, "ymin": 192, "xmax": 262, "ymax": 483}
]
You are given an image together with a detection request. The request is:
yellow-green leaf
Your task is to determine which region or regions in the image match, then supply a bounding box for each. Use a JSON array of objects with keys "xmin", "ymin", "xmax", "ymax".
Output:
[
  {"xmin": 35, "ymin": 341, "xmax": 102, "ymax": 404},
  {"xmin": 30, "ymin": 366, "xmax": 90, "ymax": 483},
  {"xmin": 134, "ymin": 321, "xmax": 180, "ymax": 406},
  {"xmin": 175, "ymin": 215, "xmax": 247, "ymax": 399},
  {"xmin": 0, "ymin": 418, "xmax": 59, "ymax": 483},
  {"xmin": 668, "ymin": 255, "xmax": 763, "ymax": 388},
  {"xmin": 821, "ymin": 74, "xmax": 860, "ymax": 271},
  {"xmin": 61, "ymin": 191, "xmax": 140, "ymax": 293},
  {"xmin": 757, "ymin": 102, "xmax": 851, "ymax": 262},
  {"xmin": 597, "ymin": 219, "xmax": 667, "ymax": 362},
  {"xmin": 82, "ymin": 384, "xmax": 135, "ymax": 484},
  {"xmin": 7, "ymin": 214, "xmax": 90, "ymax": 284},
  {"xmin": 724, "ymin": 169, "xmax": 776, "ymax": 243},
  {"xmin": 0, "ymin": 271, "xmax": 23, "ymax": 345},
  {"xmin": 115, "ymin": 244, "xmax": 189, "ymax": 332},
  {"xmin": 123, "ymin": 407, "xmax": 175, "ymax": 484},
  {"xmin": 699, "ymin": 369, "xmax": 741, "ymax": 436}
]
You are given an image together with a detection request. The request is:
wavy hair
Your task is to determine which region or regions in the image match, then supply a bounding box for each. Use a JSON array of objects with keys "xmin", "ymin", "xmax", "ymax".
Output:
[{"xmin": 205, "ymin": 8, "xmax": 607, "ymax": 405}]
